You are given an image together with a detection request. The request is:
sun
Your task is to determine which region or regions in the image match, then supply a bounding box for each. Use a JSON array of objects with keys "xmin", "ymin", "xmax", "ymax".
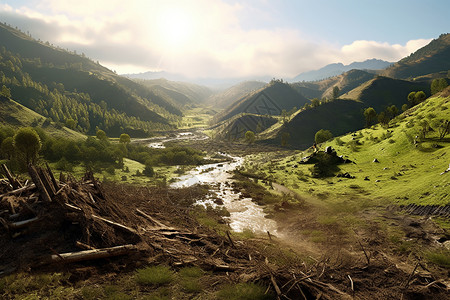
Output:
[{"xmin": 158, "ymin": 10, "xmax": 193, "ymax": 47}]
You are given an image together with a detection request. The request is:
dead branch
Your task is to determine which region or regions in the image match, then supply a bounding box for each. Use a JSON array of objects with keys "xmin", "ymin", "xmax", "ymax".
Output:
[
  {"xmin": 136, "ymin": 208, "xmax": 174, "ymax": 230},
  {"xmin": 1, "ymin": 164, "xmax": 22, "ymax": 189},
  {"xmin": 40, "ymin": 244, "xmax": 137, "ymax": 265},
  {"xmin": 226, "ymin": 230, "xmax": 235, "ymax": 248},
  {"xmin": 0, "ymin": 184, "xmax": 36, "ymax": 198},
  {"xmin": 28, "ymin": 165, "xmax": 52, "ymax": 202},
  {"xmin": 65, "ymin": 203, "xmax": 138, "ymax": 235}
]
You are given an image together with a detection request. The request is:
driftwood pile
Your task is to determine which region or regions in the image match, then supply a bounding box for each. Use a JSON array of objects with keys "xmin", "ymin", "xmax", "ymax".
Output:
[{"xmin": 0, "ymin": 163, "xmax": 141, "ymax": 276}]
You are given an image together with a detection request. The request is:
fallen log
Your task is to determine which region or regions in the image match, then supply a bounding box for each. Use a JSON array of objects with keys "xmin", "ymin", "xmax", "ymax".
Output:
[
  {"xmin": 40, "ymin": 244, "xmax": 137, "ymax": 265},
  {"xmin": 8, "ymin": 216, "xmax": 40, "ymax": 230},
  {"xmin": 65, "ymin": 203, "xmax": 138, "ymax": 235},
  {"xmin": 136, "ymin": 208, "xmax": 174, "ymax": 230},
  {"xmin": 75, "ymin": 241, "xmax": 96, "ymax": 250}
]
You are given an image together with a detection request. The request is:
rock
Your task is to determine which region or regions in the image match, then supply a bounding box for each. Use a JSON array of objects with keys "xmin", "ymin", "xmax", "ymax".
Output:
[
  {"xmin": 325, "ymin": 146, "xmax": 333, "ymax": 154},
  {"xmin": 373, "ymin": 158, "xmax": 379, "ymax": 163},
  {"xmin": 375, "ymin": 179, "xmax": 381, "ymax": 182}
]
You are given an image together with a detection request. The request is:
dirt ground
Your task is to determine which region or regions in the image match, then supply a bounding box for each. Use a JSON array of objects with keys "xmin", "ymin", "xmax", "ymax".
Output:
[{"xmin": 1, "ymin": 165, "xmax": 449, "ymax": 299}]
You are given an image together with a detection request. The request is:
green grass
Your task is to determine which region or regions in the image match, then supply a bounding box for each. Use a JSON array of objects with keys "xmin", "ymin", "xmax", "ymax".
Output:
[
  {"xmin": 217, "ymin": 282, "xmax": 274, "ymax": 300},
  {"xmin": 252, "ymin": 94, "xmax": 450, "ymax": 207},
  {"xmin": 135, "ymin": 266, "xmax": 174, "ymax": 286},
  {"xmin": 178, "ymin": 267, "xmax": 204, "ymax": 293},
  {"xmin": 426, "ymin": 249, "xmax": 450, "ymax": 268}
]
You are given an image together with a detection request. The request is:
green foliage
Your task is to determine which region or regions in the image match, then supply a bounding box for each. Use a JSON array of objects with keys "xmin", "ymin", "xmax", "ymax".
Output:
[
  {"xmin": 0, "ymin": 136, "xmax": 14, "ymax": 159},
  {"xmin": 1, "ymin": 84, "xmax": 11, "ymax": 97},
  {"xmin": 0, "ymin": 44, "xmax": 175, "ymax": 136},
  {"xmin": 119, "ymin": 133, "xmax": 131, "ymax": 144},
  {"xmin": 135, "ymin": 265, "xmax": 174, "ymax": 286},
  {"xmin": 408, "ymin": 91, "xmax": 427, "ymax": 107},
  {"xmin": 13, "ymin": 127, "xmax": 41, "ymax": 165},
  {"xmin": 431, "ymin": 78, "xmax": 449, "ymax": 95},
  {"xmin": 96, "ymin": 129, "xmax": 107, "ymax": 141},
  {"xmin": 217, "ymin": 283, "xmax": 274, "ymax": 300},
  {"xmin": 363, "ymin": 107, "xmax": 377, "ymax": 127},
  {"xmin": 245, "ymin": 130, "xmax": 255, "ymax": 144},
  {"xmin": 315, "ymin": 129, "xmax": 333, "ymax": 144},
  {"xmin": 309, "ymin": 151, "xmax": 341, "ymax": 178},
  {"xmin": 332, "ymin": 85, "xmax": 340, "ymax": 99},
  {"xmin": 143, "ymin": 160, "xmax": 155, "ymax": 177}
]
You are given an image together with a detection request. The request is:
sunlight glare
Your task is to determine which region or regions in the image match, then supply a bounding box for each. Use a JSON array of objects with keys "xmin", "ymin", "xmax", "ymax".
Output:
[{"xmin": 159, "ymin": 9, "xmax": 193, "ymax": 47}]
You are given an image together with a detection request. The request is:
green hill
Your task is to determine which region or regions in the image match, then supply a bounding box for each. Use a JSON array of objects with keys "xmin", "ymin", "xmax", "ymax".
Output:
[
  {"xmin": 292, "ymin": 69, "xmax": 376, "ymax": 100},
  {"xmin": 341, "ymin": 76, "xmax": 430, "ymax": 108},
  {"xmin": 264, "ymin": 76, "xmax": 430, "ymax": 148},
  {"xmin": 133, "ymin": 78, "xmax": 213, "ymax": 106},
  {"xmin": 266, "ymin": 99, "xmax": 365, "ymax": 148},
  {"xmin": 213, "ymin": 80, "xmax": 308, "ymax": 124},
  {"xmin": 382, "ymin": 33, "xmax": 450, "ymax": 79},
  {"xmin": 212, "ymin": 113, "xmax": 278, "ymax": 141},
  {"xmin": 264, "ymin": 87, "xmax": 450, "ymax": 206},
  {"xmin": 208, "ymin": 81, "xmax": 266, "ymax": 109},
  {"xmin": 0, "ymin": 95, "xmax": 84, "ymax": 140},
  {"xmin": 0, "ymin": 23, "xmax": 179, "ymax": 137}
]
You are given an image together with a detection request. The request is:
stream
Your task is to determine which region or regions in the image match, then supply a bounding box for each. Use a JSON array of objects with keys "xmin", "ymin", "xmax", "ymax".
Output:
[
  {"xmin": 170, "ymin": 156, "xmax": 279, "ymax": 234},
  {"xmin": 144, "ymin": 131, "xmax": 279, "ymax": 234}
]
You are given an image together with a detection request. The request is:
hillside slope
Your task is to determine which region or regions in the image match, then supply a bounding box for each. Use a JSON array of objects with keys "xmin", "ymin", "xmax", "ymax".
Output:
[
  {"xmin": 134, "ymin": 78, "xmax": 213, "ymax": 106},
  {"xmin": 0, "ymin": 95, "xmax": 84, "ymax": 139},
  {"xmin": 213, "ymin": 80, "xmax": 308, "ymax": 124},
  {"xmin": 383, "ymin": 33, "xmax": 450, "ymax": 79},
  {"xmin": 292, "ymin": 69, "xmax": 376, "ymax": 100},
  {"xmin": 0, "ymin": 23, "xmax": 178, "ymax": 136},
  {"xmin": 274, "ymin": 87, "xmax": 450, "ymax": 205},
  {"xmin": 208, "ymin": 81, "xmax": 267, "ymax": 109}
]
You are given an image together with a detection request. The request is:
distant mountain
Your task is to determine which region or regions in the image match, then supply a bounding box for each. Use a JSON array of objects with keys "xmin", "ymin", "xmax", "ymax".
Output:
[
  {"xmin": 291, "ymin": 59, "xmax": 392, "ymax": 82},
  {"xmin": 123, "ymin": 71, "xmax": 272, "ymax": 90},
  {"xmin": 208, "ymin": 81, "xmax": 267, "ymax": 109},
  {"xmin": 212, "ymin": 80, "xmax": 308, "ymax": 124},
  {"xmin": 0, "ymin": 23, "xmax": 179, "ymax": 136},
  {"xmin": 292, "ymin": 69, "xmax": 376, "ymax": 99},
  {"xmin": 382, "ymin": 33, "xmax": 450, "ymax": 79},
  {"xmin": 133, "ymin": 78, "xmax": 213, "ymax": 108}
]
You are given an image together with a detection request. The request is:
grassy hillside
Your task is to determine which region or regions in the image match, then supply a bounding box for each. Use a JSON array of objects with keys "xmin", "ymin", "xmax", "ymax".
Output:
[
  {"xmin": 342, "ymin": 76, "xmax": 430, "ymax": 108},
  {"xmin": 266, "ymin": 99, "xmax": 365, "ymax": 148},
  {"xmin": 0, "ymin": 23, "xmax": 179, "ymax": 136},
  {"xmin": 255, "ymin": 88, "xmax": 450, "ymax": 206},
  {"xmin": 134, "ymin": 78, "xmax": 213, "ymax": 106},
  {"xmin": 208, "ymin": 81, "xmax": 266, "ymax": 109},
  {"xmin": 0, "ymin": 95, "xmax": 84, "ymax": 140},
  {"xmin": 383, "ymin": 33, "xmax": 450, "ymax": 79},
  {"xmin": 212, "ymin": 113, "xmax": 278, "ymax": 140},
  {"xmin": 213, "ymin": 80, "xmax": 308, "ymax": 124}
]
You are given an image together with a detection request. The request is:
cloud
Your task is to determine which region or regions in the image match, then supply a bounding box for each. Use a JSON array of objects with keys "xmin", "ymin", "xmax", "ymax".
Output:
[
  {"xmin": 340, "ymin": 39, "xmax": 432, "ymax": 64},
  {"xmin": 0, "ymin": 1, "xmax": 433, "ymax": 78}
]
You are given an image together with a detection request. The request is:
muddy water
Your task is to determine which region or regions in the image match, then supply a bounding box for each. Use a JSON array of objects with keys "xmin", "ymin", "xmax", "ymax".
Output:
[{"xmin": 170, "ymin": 155, "xmax": 279, "ymax": 235}]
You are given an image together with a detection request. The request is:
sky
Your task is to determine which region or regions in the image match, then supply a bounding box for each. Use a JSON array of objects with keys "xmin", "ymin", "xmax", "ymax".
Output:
[{"xmin": 0, "ymin": 0, "xmax": 449, "ymax": 79}]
